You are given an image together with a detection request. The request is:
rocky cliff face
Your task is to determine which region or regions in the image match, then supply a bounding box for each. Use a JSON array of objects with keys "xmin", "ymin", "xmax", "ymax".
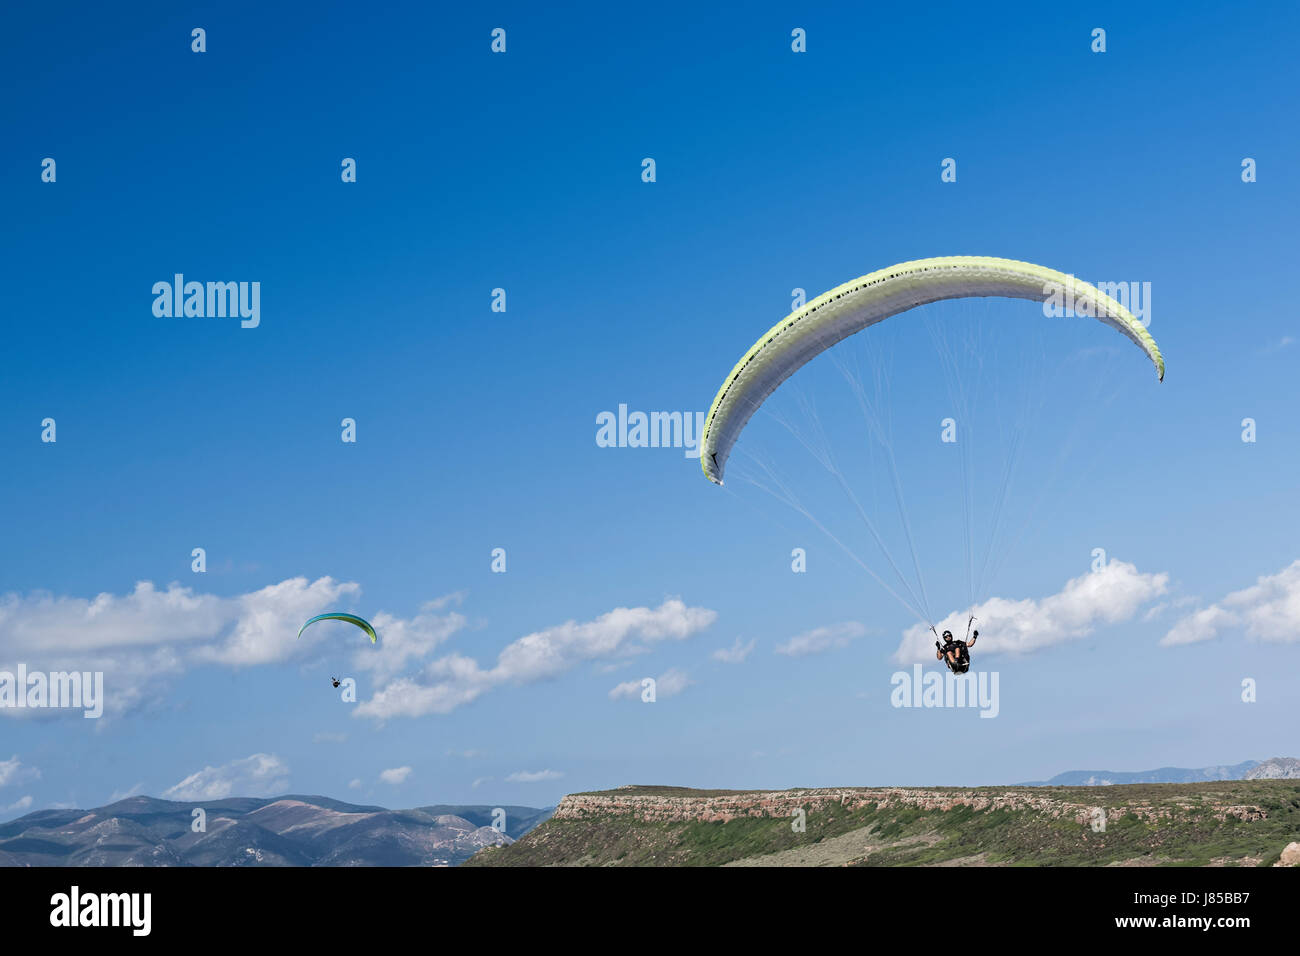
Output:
[
  {"xmin": 553, "ymin": 785, "xmax": 1267, "ymax": 826},
  {"xmin": 472, "ymin": 781, "xmax": 1300, "ymax": 867},
  {"xmin": 1246, "ymin": 757, "xmax": 1300, "ymax": 779}
]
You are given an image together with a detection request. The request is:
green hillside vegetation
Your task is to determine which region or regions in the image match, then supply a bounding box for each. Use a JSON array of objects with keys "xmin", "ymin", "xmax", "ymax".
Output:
[{"xmin": 466, "ymin": 781, "xmax": 1300, "ymax": 867}]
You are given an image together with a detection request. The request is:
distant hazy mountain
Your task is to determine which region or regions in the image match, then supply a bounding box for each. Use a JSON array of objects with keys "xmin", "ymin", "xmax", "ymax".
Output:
[
  {"xmin": 0, "ymin": 795, "xmax": 553, "ymax": 867},
  {"xmin": 1244, "ymin": 757, "xmax": 1300, "ymax": 779},
  {"xmin": 1022, "ymin": 759, "xmax": 1290, "ymax": 786}
]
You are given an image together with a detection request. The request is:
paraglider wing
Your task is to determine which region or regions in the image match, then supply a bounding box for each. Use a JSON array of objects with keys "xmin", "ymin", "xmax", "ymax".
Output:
[
  {"xmin": 699, "ymin": 256, "xmax": 1164, "ymax": 485},
  {"xmin": 296, "ymin": 612, "xmax": 378, "ymax": 644}
]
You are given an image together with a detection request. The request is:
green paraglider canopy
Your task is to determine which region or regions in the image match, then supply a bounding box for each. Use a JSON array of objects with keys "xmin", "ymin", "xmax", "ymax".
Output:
[{"xmin": 297, "ymin": 612, "xmax": 377, "ymax": 644}]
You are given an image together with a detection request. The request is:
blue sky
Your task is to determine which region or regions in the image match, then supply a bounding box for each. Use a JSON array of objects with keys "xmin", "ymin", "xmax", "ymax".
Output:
[{"xmin": 2, "ymin": 1, "xmax": 1298, "ymax": 818}]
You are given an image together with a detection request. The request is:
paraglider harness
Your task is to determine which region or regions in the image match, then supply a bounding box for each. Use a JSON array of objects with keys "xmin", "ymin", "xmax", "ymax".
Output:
[{"xmin": 934, "ymin": 618, "xmax": 976, "ymax": 674}]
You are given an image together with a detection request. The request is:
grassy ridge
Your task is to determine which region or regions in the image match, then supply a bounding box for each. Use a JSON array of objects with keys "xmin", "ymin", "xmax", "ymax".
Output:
[{"xmin": 465, "ymin": 781, "xmax": 1300, "ymax": 867}]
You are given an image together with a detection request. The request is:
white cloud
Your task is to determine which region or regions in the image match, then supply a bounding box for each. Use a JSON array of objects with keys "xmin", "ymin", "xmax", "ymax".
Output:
[
  {"xmin": 506, "ymin": 769, "xmax": 563, "ymax": 783},
  {"xmin": 712, "ymin": 637, "xmax": 755, "ymax": 663},
  {"xmin": 355, "ymin": 596, "xmax": 468, "ymax": 681},
  {"xmin": 1162, "ymin": 559, "xmax": 1300, "ymax": 647},
  {"xmin": 355, "ymin": 669, "xmax": 488, "ymax": 721},
  {"xmin": 1142, "ymin": 595, "xmax": 1196, "ymax": 621},
  {"xmin": 426, "ymin": 591, "xmax": 468, "ymax": 610},
  {"xmin": 609, "ymin": 667, "xmax": 691, "ymax": 700},
  {"xmin": 379, "ymin": 766, "xmax": 412, "ymax": 785},
  {"xmin": 0, "ymin": 755, "xmax": 39, "ymax": 788},
  {"xmin": 162, "ymin": 753, "xmax": 289, "ymax": 801},
  {"xmin": 0, "ymin": 577, "xmax": 479, "ymax": 723},
  {"xmin": 0, "ymin": 581, "xmax": 716, "ymax": 729},
  {"xmin": 492, "ymin": 600, "xmax": 715, "ymax": 682},
  {"xmin": 893, "ymin": 559, "xmax": 1168, "ymax": 662},
  {"xmin": 608, "ymin": 678, "xmax": 642, "ymax": 700},
  {"xmin": 654, "ymin": 667, "xmax": 691, "ymax": 698},
  {"xmin": 777, "ymin": 622, "xmax": 867, "ymax": 657},
  {"xmin": 0, "ymin": 581, "xmax": 225, "ymax": 654},
  {"xmin": 356, "ymin": 599, "xmax": 716, "ymax": 720},
  {"xmin": 6, "ymin": 795, "xmax": 32, "ymax": 813},
  {"xmin": 348, "ymin": 778, "xmax": 361, "ymax": 790},
  {"xmin": 194, "ymin": 577, "xmax": 361, "ymax": 667},
  {"xmin": 0, "ymin": 577, "xmax": 364, "ymax": 719},
  {"xmin": 109, "ymin": 783, "xmax": 144, "ymax": 802},
  {"xmin": 1161, "ymin": 606, "xmax": 1235, "ymax": 646}
]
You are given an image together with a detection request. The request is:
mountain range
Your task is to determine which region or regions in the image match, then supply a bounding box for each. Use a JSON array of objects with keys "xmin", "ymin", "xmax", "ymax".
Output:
[
  {"xmin": 0, "ymin": 794, "xmax": 552, "ymax": 866},
  {"xmin": 1022, "ymin": 756, "xmax": 1300, "ymax": 786},
  {"xmin": 6, "ymin": 758, "xmax": 1296, "ymax": 866}
]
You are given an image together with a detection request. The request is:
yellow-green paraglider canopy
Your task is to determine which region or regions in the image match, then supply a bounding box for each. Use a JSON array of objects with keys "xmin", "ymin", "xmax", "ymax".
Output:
[{"xmin": 700, "ymin": 256, "xmax": 1164, "ymax": 486}]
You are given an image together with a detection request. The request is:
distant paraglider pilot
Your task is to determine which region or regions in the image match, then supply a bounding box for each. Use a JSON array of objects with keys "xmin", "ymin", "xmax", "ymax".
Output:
[
  {"xmin": 935, "ymin": 618, "xmax": 979, "ymax": 674},
  {"xmin": 330, "ymin": 677, "xmax": 342, "ymax": 688}
]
